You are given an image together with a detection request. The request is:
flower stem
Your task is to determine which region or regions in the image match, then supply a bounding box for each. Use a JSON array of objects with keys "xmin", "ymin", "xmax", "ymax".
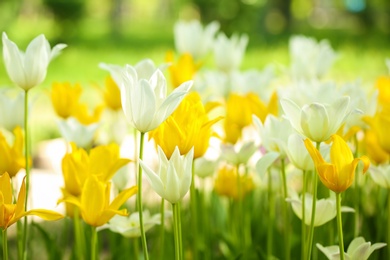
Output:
[
  {"xmin": 301, "ymin": 170, "xmax": 306, "ymax": 260},
  {"xmin": 353, "ymin": 134, "xmax": 360, "ymax": 237},
  {"xmin": 190, "ymin": 159, "xmax": 198, "ymax": 259},
  {"xmin": 236, "ymin": 163, "xmax": 244, "ymax": 249},
  {"xmin": 3, "ymin": 228, "xmax": 8, "ymax": 260},
  {"xmin": 160, "ymin": 198, "xmax": 165, "ymax": 259},
  {"xmin": 137, "ymin": 132, "xmax": 149, "ymax": 260},
  {"xmin": 91, "ymin": 227, "xmax": 98, "ymax": 260},
  {"xmin": 267, "ymin": 169, "xmax": 274, "ymax": 260},
  {"xmin": 280, "ymin": 158, "xmax": 290, "ymax": 260},
  {"xmin": 73, "ymin": 207, "xmax": 85, "ymax": 259},
  {"xmin": 172, "ymin": 202, "xmax": 183, "ymax": 260},
  {"xmin": 387, "ymin": 188, "xmax": 390, "ymax": 259},
  {"xmin": 336, "ymin": 192, "xmax": 345, "ymax": 260},
  {"xmin": 22, "ymin": 89, "xmax": 30, "ymax": 260},
  {"xmin": 306, "ymin": 142, "xmax": 321, "ymax": 260}
]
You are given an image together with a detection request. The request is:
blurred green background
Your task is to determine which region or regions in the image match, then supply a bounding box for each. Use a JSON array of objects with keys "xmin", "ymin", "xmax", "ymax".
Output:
[{"xmin": 0, "ymin": 0, "xmax": 389, "ymax": 86}]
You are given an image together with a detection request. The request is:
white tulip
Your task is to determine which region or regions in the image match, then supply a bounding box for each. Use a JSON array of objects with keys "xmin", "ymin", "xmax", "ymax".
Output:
[
  {"xmin": 286, "ymin": 133, "xmax": 314, "ymax": 171},
  {"xmin": 317, "ymin": 237, "xmax": 386, "ymax": 260},
  {"xmin": 0, "ymin": 88, "xmax": 25, "ymax": 131},
  {"xmin": 286, "ymin": 192, "xmax": 354, "ymax": 227},
  {"xmin": 140, "ymin": 146, "xmax": 193, "ymax": 204},
  {"xmin": 369, "ymin": 165, "xmax": 390, "ymax": 189},
  {"xmin": 174, "ymin": 20, "xmax": 220, "ymax": 60},
  {"xmin": 214, "ymin": 32, "xmax": 248, "ymax": 72},
  {"xmin": 119, "ymin": 66, "xmax": 192, "ymax": 133},
  {"xmin": 57, "ymin": 117, "xmax": 98, "ymax": 148},
  {"xmin": 281, "ymin": 96, "xmax": 350, "ymax": 143},
  {"xmin": 2, "ymin": 32, "xmax": 66, "ymax": 90}
]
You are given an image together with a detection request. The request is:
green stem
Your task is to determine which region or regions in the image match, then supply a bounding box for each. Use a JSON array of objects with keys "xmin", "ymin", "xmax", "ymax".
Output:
[
  {"xmin": 73, "ymin": 207, "xmax": 85, "ymax": 259},
  {"xmin": 306, "ymin": 142, "xmax": 321, "ymax": 260},
  {"xmin": 301, "ymin": 170, "xmax": 306, "ymax": 260},
  {"xmin": 22, "ymin": 90, "xmax": 30, "ymax": 260},
  {"xmin": 236, "ymin": 163, "xmax": 243, "ymax": 249},
  {"xmin": 160, "ymin": 198, "xmax": 165, "ymax": 259},
  {"xmin": 336, "ymin": 193, "xmax": 345, "ymax": 260},
  {"xmin": 353, "ymin": 134, "xmax": 360, "ymax": 237},
  {"xmin": 267, "ymin": 169, "xmax": 274, "ymax": 260},
  {"xmin": 178, "ymin": 202, "xmax": 183, "ymax": 259},
  {"xmin": 388, "ymin": 189, "xmax": 390, "ymax": 259},
  {"xmin": 172, "ymin": 203, "xmax": 183, "ymax": 260},
  {"xmin": 133, "ymin": 128, "xmax": 138, "ymax": 184},
  {"xmin": 133, "ymin": 237, "xmax": 139, "ymax": 259},
  {"xmin": 3, "ymin": 229, "xmax": 8, "ymax": 260},
  {"xmin": 190, "ymin": 159, "xmax": 198, "ymax": 259},
  {"xmin": 280, "ymin": 158, "xmax": 290, "ymax": 260},
  {"xmin": 91, "ymin": 227, "xmax": 98, "ymax": 260},
  {"xmin": 137, "ymin": 132, "xmax": 149, "ymax": 260}
]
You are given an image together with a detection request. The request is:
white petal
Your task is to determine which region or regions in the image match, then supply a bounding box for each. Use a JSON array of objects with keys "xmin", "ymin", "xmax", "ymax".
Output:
[
  {"xmin": 301, "ymin": 103, "xmax": 329, "ymax": 142},
  {"xmin": 280, "ymin": 98, "xmax": 303, "ymax": 134},
  {"xmin": 139, "ymin": 159, "xmax": 165, "ymax": 199}
]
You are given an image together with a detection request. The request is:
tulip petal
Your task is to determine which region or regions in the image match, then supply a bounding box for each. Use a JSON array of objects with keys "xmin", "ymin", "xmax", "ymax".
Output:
[
  {"xmin": 108, "ymin": 186, "xmax": 138, "ymax": 211},
  {"xmin": 301, "ymin": 103, "xmax": 329, "ymax": 142},
  {"xmin": 280, "ymin": 98, "xmax": 303, "ymax": 134},
  {"xmin": 0, "ymin": 173, "xmax": 12, "ymax": 204},
  {"xmin": 2, "ymin": 32, "xmax": 27, "ymax": 88},
  {"xmin": 139, "ymin": 159, "xmax": 165, "ymax": 199}
]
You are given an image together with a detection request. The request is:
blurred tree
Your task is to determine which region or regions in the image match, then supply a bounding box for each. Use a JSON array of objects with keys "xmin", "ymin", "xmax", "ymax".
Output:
[{"xmin": 42, "ymin": 0, "xmax": 86, "ymax": 41}]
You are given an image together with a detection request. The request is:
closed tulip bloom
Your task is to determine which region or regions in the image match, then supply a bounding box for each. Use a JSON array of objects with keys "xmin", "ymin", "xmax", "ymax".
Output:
[
  {"xmin": 103, "ymin": 76, "xmax": 122, "ymax": 111},
  {"xmin": 51, "ymin": 82, "xmax": 83, "ymax": 119},
  {"xmin": 0, "ymin": 126, "xmax": 27, "ymax": 177},
  {"xmin": 149, "ymin": 92, "xmax": 221, "ymax": 159},
  {"xmin": 281, "ymin": 96, "xmax": 350, "ymax": 143},
  {"xmin": 304, "ymin": 134, "xmax": 370, "ymax": 193},
  {"xmin": 166, "ymin": 51, "xmax": 200, "ymax": 88},
  {"xmin": 120, "ymin": 66, "xmax": 192, "ymax": 133},
  {"xmin": 2, "ymin": 32, "xmax": 66, "ymax": 90},
  {"xmin": 139, "ymin": 146, "xmax": 193, "ymax": 204},
  {"xmin": 60, "ymin": 175, "xmax": 137, "ymax": 227},
  {"xmin": 214, "ymin": 32, "xmax": 248, "ymax": 72},
  {"xmin": 57, "ymin": 118, "xmax": 99, "ymax": 148},
  {"xmin": 364, "ymin": 111, "xmax": 390, "ymax": 154},
  {"xmin": 0, "ymin": 172, "xmax": 63, "ymax": 229},
  {"xmin": 286, "ymin": 133, "xmax": 314, "ymax": 171},
  {"xmin": 214, "ymin": 164, "xmax": 255, "ymax": 200},
  {"xmin": 363, "ymin": 130, "xmax": 389, "ymax": 165}
]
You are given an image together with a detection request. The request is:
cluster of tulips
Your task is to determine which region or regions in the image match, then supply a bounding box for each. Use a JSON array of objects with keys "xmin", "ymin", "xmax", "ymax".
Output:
[{"xmin": 1, "ymin": 19, "xmax": 390, "ymax": 260}]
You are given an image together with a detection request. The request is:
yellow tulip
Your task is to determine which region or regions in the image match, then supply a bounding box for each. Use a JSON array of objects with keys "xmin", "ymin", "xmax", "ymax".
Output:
[
  {"xmin": 376, "ymin": 76, "xmax": 390, "ymax": 106},
  {"xmin": 62, "ymin": 143, "xmax": 131, "ymax": 197},
  {"xmin": 166, "ymin": 51, "xmax": 200, "ymax": 88},
  {"xmin": 51, "ymin": 82, "xmax": 82, "ymax": 119},
  {"xmin": 224, "ymin": 92, "xmax": 278, "ymax": 144},
  {"xmin": 363, "ymin": 130, "xmax": 389, "ymax": 165},
  {"xmin": 102, "ymin": 76, "xmax": 122, "ymax": 111},
  {"xmin": 0, "ymin": 172, "xmax": 63, "ymax": 229},
  {"xmin": 364, "ymin": 111, "xmax": 390, "ymax": 154},
  {"xmin": 304, "ymin": 135, "xmax": 370, "ymax": 193},
  {"xmin": 214, "ymin": 164, "xmax": 254, "ymax": 200},
  {"xmin": 72, "ymin": 103, "xmax": 104, "ymax": 125},
  {"xmin": 0, "ymin": 127, "xmax": 27, "ymax": 177},
  {"xmin": 149, "ymin": 92, "xmax": 221, "ymax": 159},
  {"xmin": 60, "ymin": 175, "xmax": 137, "ymax": 227}
]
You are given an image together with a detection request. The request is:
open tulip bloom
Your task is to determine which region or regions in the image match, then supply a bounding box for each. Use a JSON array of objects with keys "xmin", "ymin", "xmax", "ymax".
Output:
[
  {"xmin": 119, "ymin": 65, "xmax": 192, "ymax": 133},
  {"xmin": 281, "ymin": 96, "xmax": 350, "ymax": 143},
  {"xmin": 2, "ymin": 32, "xmax": 66, "ymax": 90},
  {"xmin": 140, "ymin": 146, "xmax": 193, "ymax": 204}
]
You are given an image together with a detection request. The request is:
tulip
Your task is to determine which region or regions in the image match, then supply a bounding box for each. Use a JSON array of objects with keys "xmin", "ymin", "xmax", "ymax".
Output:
[
  {"xmin": 51, "ymin": 82, "xmax": 82, "ymax": 119},
  {"xmin": 304, "ymin": 134, "xmax": 370, "ymax": 193},
  {"xmin": 317, "ymin": 237, "xmax": 386, "ymax": 260},
  {"xmin": 369, "ymin": 164, "xmax": 390, "ymax": 189},
  {"xmin": 289, "ymin": 35, "xmax": 338, "ymax": 79},
  {"xmin": 61, "ymin": 142, "xmax": 131, "ymax": 198},
  {"xmin": 119, "ymin": 66, "xmax": 192, "ymax": 133},
  {"xmin": 60, "ymin": 175, "xmax": 137, "ymax": 227},
  {"xmin": 364, "ymin": 110, "xmax": 390, "ymax": 154},
  {"xmin": 140, "ymin": 146, "xmax": 193, "ymax": 204},
  {"xmin": 166, "ymin": 51, "xmax": 200, "ymax": 88},
  {"xmin": 149, "ymin": 92, "xmax": 221, "ymax": 159},
  {"xmin": 0, "ymin": 126, "xmax": 27, "ymax": 177},
  {"xmin": 286, "ymin": 133, "xmax": 314, "ymax": 171},
  {"xmin": 0, "ymin": 172, "xmax": 63, "ymax": 229},
  {"xmin": 220, "ymin": 141, "xmax": 257, "ymax": 166},
  {"xmin": 57, "ymin": 118, "xmax": 99, "ymax": 149},
  {"xmin": 2, "ymin": 32, "xmax": 66, "ymax": 90},
  {"xmin": 174, "ymin": 20, "xmax": 220, "ymax": 60},
  {"xmin": 102, "ymin": 76, "xmax": 122, "ymax": 111},
  {"xmin": 214, "ymin": 32, "xmax": 248, "ymax": 72},
  {"xmin": 281, "ymin": 96, "xmax": 350, "ymax": 143},
  {"xmin": 286, "ymin": 193, "xmax": 354, "ymax": 227}
]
